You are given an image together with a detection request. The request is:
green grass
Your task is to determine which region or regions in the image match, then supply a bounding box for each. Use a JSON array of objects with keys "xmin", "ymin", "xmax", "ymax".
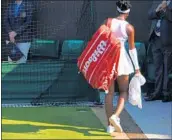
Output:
[{"xmin": 2, "ymin": 107, "xmax": 111, "ymax": 139}]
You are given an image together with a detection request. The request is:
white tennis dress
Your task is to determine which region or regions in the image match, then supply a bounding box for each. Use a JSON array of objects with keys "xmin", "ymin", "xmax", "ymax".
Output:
[{"xmin": 110, "ymin": 18, "xmax": 134, "ymax": 76}]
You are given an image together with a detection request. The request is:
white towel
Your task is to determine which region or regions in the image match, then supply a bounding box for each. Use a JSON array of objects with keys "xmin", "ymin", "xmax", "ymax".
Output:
[{"xmin": 128, "ymin": 74, "xmax": 146, "ymax": 109}]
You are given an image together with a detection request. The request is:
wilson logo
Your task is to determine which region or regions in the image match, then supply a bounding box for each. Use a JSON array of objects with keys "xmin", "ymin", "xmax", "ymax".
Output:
[{"xmin": 83, "ymin": 40, "xmax": 107, "ymax": 75}]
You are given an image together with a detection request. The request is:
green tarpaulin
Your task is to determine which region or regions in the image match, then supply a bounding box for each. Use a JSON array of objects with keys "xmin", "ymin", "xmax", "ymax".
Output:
[
  {"xmin": 43, "ymin": 62, "xmax": 100, "ymax": 102},
  {"xmin": 2, "ymin": 61, "xmax": 64, "ymax": 99},
  {"xmin": 2, "ymin": 60, "xmax": 100, "ymax": 104}
]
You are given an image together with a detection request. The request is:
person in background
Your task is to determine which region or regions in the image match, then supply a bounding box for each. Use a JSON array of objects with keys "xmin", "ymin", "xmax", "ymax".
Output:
[
  {"xmin": 4, "ymin": 0, "xmax": 33, "ymax": 63},
  {"xmin": 104, "ymin": 0, "xmax": 141, "ymax": 133},
  {"xmin": 145, "ymin": 0, "xmax": 172, "ymax": 102}
]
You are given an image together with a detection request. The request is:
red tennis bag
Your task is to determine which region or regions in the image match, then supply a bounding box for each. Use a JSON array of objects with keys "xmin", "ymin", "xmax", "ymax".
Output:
[{"xmin": 77, "ymin": 18, "xmax": 121, "ymax": 93}]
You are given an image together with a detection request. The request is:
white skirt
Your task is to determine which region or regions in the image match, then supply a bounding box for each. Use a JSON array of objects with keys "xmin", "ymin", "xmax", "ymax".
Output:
[{"xmin": 117, "ymin": 46, "xmax": 134, "ymax": 76}]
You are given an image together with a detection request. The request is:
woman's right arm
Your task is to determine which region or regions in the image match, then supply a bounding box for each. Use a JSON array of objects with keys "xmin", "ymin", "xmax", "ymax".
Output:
[{"xmin": 126, "ymin": 24, "xmax": 140, "ymax": 74}]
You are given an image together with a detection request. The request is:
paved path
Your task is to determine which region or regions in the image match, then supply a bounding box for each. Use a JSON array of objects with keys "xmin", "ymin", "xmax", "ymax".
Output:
[
  {"xmin": 95, "ymin": 93, "xmax": 172, "ymax": 139},
  {"xmin": 92, "ymin": 107, "xmax": 147, "ymax": 139},
  {"xmin": 125, "ymin": 98, "xmax": 172, "ymax": 139}
]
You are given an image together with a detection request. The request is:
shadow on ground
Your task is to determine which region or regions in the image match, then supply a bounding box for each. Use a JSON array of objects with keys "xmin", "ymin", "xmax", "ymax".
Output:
[{"xmin": 2, "ymin": 107, "xmax": 111, "ymax": 139}]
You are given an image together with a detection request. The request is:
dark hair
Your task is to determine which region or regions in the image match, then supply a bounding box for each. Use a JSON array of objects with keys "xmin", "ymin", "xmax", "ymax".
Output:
[{"xmin": 116, "ymin": 0, "xmax": 132, "ymax": 11}]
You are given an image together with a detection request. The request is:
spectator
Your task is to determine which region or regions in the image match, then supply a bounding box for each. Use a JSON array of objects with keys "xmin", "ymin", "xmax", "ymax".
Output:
[
  {"xmin": 145, "ymin": 0, "xmax": 172, "ymax": 102},
  {"xmin": 4, "ymin": 0, "xmax": 33, "ymax": 63}
]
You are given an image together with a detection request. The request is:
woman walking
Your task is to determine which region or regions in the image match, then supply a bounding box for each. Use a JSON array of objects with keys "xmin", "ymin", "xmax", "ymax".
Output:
[{"xmin": 105, "ymin": 0, "xmax": 141, "ymax": 133}]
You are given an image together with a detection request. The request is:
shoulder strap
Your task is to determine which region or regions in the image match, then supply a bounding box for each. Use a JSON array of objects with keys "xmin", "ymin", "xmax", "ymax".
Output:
[{"xmin": 106, "ymin": 18, "xmax": 113, "ymax": 28}]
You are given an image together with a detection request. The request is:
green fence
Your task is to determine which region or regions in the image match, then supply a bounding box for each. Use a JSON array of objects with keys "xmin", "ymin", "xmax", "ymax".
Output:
[
  {"xmin": 2, "ymin": 39, "xmax": 100, "ymax": 105},
  {"xmin": 4, "ymin": 39, "xmax": 171, "ymax": 105}
]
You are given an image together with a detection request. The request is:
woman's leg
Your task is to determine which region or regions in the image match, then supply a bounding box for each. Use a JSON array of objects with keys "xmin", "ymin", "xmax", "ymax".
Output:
[
  {"xmin": 105, "ymin": 80, "xmax": 115, "ymax": 125},
  {"xmin": 114, "ymin": 75, "xmax": 129, "ymax": 117},
  {"xmin": 109, "ymin": 75, "xmax": 129, "ymax": 132}
]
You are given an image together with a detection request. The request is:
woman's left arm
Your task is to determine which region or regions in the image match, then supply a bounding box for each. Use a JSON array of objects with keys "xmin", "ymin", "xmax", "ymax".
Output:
[{"xmin": 126, "ymin": 24, "xmax": 140, "ymax": 74}]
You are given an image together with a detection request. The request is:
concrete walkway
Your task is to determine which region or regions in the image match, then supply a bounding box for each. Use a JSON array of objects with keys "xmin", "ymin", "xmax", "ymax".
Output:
[
  {"xmin": 92, "ymin": 106, "xmax": 147, "ymax": 139},
  {"xmin": 125, "ymin": 98, "xmax": 172, "ymax": 139},
  {"xmin": 96, "ymin": 93, "xmax": 172, "ymax": 139}
]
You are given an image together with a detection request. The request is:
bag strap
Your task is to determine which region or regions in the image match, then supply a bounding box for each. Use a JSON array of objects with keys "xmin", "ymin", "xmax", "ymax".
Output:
[{"xmin": 106, "ymin": 18, "xmax": 113, "ymax": 28}]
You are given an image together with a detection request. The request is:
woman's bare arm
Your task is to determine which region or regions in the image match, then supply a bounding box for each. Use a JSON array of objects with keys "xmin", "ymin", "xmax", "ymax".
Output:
[
  {"xmin": 126, "ymin": 24, "xmax": 140, "ymax": 73},
  {"xmin": 126, "ymin": 24, "xmax": 135, "ymax": 50}
]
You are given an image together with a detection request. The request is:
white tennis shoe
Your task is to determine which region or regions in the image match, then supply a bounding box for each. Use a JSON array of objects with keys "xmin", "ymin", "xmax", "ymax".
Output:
[
  {"xmin": 106, "ymin": 125, "xmax": 115, "ymax": 134},
  {"xmin": 109, "ymin": 115, "xmax": 123, "ymax": 133}
]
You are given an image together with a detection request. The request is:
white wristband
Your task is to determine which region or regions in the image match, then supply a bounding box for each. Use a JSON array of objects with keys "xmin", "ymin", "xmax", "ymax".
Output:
[{"xmin": 129, "ymin": 48, "xmax": 140, "ymax": 70}]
